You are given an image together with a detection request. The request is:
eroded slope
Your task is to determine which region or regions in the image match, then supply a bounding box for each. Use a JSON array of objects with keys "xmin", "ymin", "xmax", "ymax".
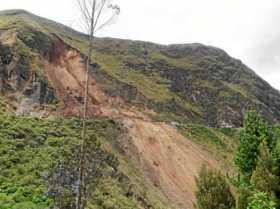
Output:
[
  {"xmin": 43, "ymin": 37, "xmax": 220, "ymax": 209},
  {"xmin": 1, "ymin": 9, "xmax": 278, "ymax": 209},
  {"xmin": 0, "ymin": 24, "xmax": 221, "ymax": 208},
  {"xmin": 1, "ymin": 9, "xmax": 280, "ymax": 127},
  {"xmin": 122, "ymin": 118, "xmax": 219, "ymax": 209}
]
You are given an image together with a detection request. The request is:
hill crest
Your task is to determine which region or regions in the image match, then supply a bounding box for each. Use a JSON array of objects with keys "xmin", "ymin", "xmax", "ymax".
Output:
[
  {"xmin": 0, "ymin": 9, "xmax": 280, "ymax": 127},
  {"xmin": 1, "ymin": 9, "xmax": 280, "ymax": 209}
]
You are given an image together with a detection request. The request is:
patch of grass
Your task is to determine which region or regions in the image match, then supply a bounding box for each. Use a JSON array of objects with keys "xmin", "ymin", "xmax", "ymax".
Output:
[
  {"xmin": 149, "ymin": 51, "xmax": 193, "ymax": 70},
  {"xmin": 173, "ymin": 95, "xmax": 203, "ymax": 116},
  {"xmin": 0, "ymin": 111, "xmax": 145, "ymax": 209},
  {"xmin": 0, "ymin": 16, "xmax": 18, "ymax": 28},
  {"xmin": 222, "ymin": 82, "xmax": 254, "ymax": 100},
  {"xmin": 92, "ymin": 52, "xmax": 173, "ymax": 102},
  {"xmin": 88, "ymin": 177, "xmax": 139, "ymax": 209},
  {"xmin": 179, "ymin": 123, "xmax": 225, "ymax": 147},
  {"xmin": 199, "ymin": 80, "xmax": 217, "ymax": 90},
  {"xmin": 15, "ymin": 39, "xmax": 31, "ymax": 58},
  {"xmin": 0, "ymin": 109, "xmax": 172, "ymax": 209},
  {"xmin": 179, "ymin": 123, "xmax": 238, "ymax": 171},
  {"xmin": 218, "ymin": 127, "xmax": 239, "ymax": 138}
]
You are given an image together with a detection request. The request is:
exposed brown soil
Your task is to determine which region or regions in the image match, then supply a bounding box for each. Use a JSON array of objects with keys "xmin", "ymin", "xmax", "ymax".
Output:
[
  {"xmin": 122, "ymin": 117, "xmax": 219, "ymax": 209},
  {"xmin": 0, "ymin": 29, "xmax": 17, "ymax": 44},
  {"xmin": 42, "ymin": 38, "xmax": 108, "ymax": 117},
  {"xmin": 42, "ymin": 38, "xmax": 220, "ymax": 209}
]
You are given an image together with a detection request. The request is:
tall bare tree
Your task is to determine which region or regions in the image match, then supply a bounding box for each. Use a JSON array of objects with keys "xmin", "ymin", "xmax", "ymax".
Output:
[{"xmin": 75, "ymin": 1, "xmax": 120, "ymax": 209}]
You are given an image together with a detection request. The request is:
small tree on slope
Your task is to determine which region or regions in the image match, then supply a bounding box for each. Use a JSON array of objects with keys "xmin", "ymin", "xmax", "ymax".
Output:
[
  {"xmin": 75, "ymin": 1, "xmax": 120, "ymax": 209},
  {"xmin": 251, "ymin": 141, "xmax": 280, "ymax": 199},
  {"xmin": 234, "ymin": 111, "xmax": 270, "ymax": 178},
  {"xmin": 195, "ymin": 165, "xmax": 235, "ymax": 209}
]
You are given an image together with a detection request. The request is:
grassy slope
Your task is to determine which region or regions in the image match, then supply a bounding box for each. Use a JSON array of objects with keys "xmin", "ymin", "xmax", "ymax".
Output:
[
  {"xmin": 0, "ymin": 109, "xmax": 132, "ymax": 208},
  {"xmin": 0, "ymin": 101, "xmax": 239, "ymax": 209},
  {"xmin": 0, "ymin": 10, "xmax": 274, "ymax": 208},
  {"xmin": 0, "ymin": 12, "xmax": 174, "ymax": 102},
  {"xmin": 37, "ymin": 14, "xmax": 280, "ymax": 126},
  {"xmin": 1, "ymin": 10, "xmax": 280, "ymax": 127},
  {"xmin": 0, "ymin": 106, "xmax": 174, "ymax": 209},
  {"xmin": 178, "ymin": 124, "xmax": 239, "ymax": 172}
]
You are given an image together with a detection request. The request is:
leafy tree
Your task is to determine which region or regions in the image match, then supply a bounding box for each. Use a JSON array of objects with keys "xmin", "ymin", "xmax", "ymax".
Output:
[
  {"xmin": 75, "ymin": 1, "xmax": 120, "ymax": 209},
  {"xmin": 243, "ymin": 111, "xmax": 269, "ymax": 138},
  {"xmin": 247, "ymin": 192, "xmax": 276, "ymax": 209},
  {"xmin": 195, "ymin": 165, "xmax": 235, "ymax": 209},
  {"xmin": 235, "ymin": 132, "xmax": 260, "ymax": 178},
  {"xmin": 251, "ymin": 141, "xmax": 279, "ymax": 199},
  {"xmin": 236, "ymin": 182, "xmax": 254, "ymax": 209},
  {"xmin": 234, "ymin": 111, "xmax": 270, "ymax": 178},
  {"xmin": 234, "ymin": 111, "xmax": 280, "ymax": 209},
  {"xmin": 271, "ymin": 132, "xmax": 280, "ymax": 204},
  {"xmin": 273, "ymin": 131, "xmax": 280, "ymax": 176}
]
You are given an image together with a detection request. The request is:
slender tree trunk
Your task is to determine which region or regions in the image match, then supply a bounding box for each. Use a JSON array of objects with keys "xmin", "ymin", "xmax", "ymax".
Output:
[
  {"xmin": 75, "ymin": 1, "xmax": 119, "ymax": 208},
  {"xmin": 76, "ymin": 2, "xmax": 95, "ymax": 209}
]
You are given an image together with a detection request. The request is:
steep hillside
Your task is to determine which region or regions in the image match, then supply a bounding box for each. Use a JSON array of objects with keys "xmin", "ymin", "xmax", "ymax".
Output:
[
  {"xmin": 1, "ymin": 9, "xmax": 280, "ymax": 127},
  {"xmin": 0, "ymin": 9, "xmax": 278, "ymax": 209},
  {"xmin": 0, "ymin": 111, "xmax": 176, "ymax": 209}
]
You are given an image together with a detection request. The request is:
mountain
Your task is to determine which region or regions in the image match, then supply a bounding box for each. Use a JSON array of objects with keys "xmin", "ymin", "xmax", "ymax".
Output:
[
  {"xmin": 0, "ymin": 9, "xmax": 279, "ymax": 209},
  {"xmin": 1, "ymin": 10, "xmax": 280, "ymax": 127}
]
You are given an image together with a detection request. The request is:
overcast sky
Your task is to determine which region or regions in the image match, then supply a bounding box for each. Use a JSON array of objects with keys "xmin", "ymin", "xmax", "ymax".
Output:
[{"xmin": 1, "ymin": 0, "xmax": 280, "ymax": 90}]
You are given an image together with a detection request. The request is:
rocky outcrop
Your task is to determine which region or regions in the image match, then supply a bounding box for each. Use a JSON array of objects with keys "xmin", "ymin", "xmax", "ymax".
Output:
[
  {"xmin": 1, "ymin": 10, "xmax": 280, "ymax": 126},
  {"xmin": 2, "ymin": 10, "xmax": 280, "ymax": 209},
  {"xmin": 0, "ymin": 43, "xmax": 13, "ymax": 91},
  {"xmin": 0, "ymin": 29, "xmax": 57, "ymax": 115}
]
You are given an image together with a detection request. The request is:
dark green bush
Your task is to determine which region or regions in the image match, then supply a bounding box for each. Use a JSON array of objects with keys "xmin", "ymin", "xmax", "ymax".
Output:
[{"xmin": 195, "ymin": 165, "xmax": 235, "ymax": 209}]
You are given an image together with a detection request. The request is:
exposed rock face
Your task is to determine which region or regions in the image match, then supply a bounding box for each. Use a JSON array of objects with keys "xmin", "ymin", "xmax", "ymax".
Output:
[
  {"xmin": 0, "ymin": 10, "xmax": 280, "ymax": 126},
  {"xmin": 0, "ymin": 43, "xmax": 13, "ymax": 91},
  {"xmin": 0, "ymin": 29, "xmax": 57, "ymax": 115},
  {"xmin": 1, "ymin": 10, "xmax": 280, "ymax": 209}
]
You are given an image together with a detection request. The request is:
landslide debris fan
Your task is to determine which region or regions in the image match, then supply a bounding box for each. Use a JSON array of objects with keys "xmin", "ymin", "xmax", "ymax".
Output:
[{"xmin": 1, "ymin": 8, "xmax": 280, "ymax": 209}]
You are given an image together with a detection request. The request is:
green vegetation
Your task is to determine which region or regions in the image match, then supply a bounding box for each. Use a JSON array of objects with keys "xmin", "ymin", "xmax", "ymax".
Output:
[
  {"xmin": 89, "ymin": 177, "xmax": 139, "ymax": 209},
  {"xmin": 194, "ymin": 111, "xmax": 280, "ymax": 209},
  {"xmin": 195, "ymin": 165, "xmax": 235, "ymax": 209},
  {"xmin": 0, "ymin": 110, "xmax": 147, "ymax": 209},
  {"xmin": 2, "ymin": 10, "xmax": 280, "ymax": 209},
  {"xmin": 92, "ymin": 52, "xmax": 173, "ymax": 102},
  {"xmin": 1, "ymin": 10, "xmax": 280, "ymax": 127},
  {"xmin": 0, "ymin": 15, "xmax": 19, "ymax": 28},
  {"xmin": 223, "ymin": 82, "xmax": 252, "ymax": 100},
  {"xmin": 180, "ymin": 123, "xmax": 226, "ymax": 146},
  {"xmin": 234, "ymin": 111, "xmax": 270, "ymax": 178},
  {"xmin": 250, "ymin": 141, "xmax": 279, "ymax": 197},
  {"xmin": 179, "ymin": 123, "xmax": 238, "ymax": 169},
  {"xmin": 15, "ymin": 39, "xmax": 31, "ymax": 58},
  {"xmin": 173, "ymin": 95, "xmax": 203, "ymax": 116},
  {"xmin": 247, "ymin": 192, "xmax": 276, "ymax": 209},
  {"xmin": 234, "ymin": 111, "xmax": 280, "ymax": 209}
]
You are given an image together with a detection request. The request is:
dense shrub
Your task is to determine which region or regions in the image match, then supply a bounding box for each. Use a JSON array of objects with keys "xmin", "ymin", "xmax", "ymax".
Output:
[
  {"xmin": 195, "ymin": 165, "xmax": 235, "ymax": 209},
  {"xmin": 0, "ymin": 112, "xmax": 138, "ymax": 209},
  {"xmin": 247, "ymin": 192, "xmax": 276, "ymax": 209},
  {"xmin": 251, "ymin": 142, "xmax": 280, "ymax": 198},
  {"xmin": 234, "ymin": 111, "xmax": 270, "ymax": 178}
]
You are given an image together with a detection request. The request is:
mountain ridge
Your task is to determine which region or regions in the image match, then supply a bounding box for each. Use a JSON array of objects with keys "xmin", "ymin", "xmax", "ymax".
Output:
[
  {"xmin": 0, "ymin": 9, "xmax": 279, "ymax": 209},
  {"xmin": 1, "ymin": 9, "xmax": 280, "ymax": 127}
]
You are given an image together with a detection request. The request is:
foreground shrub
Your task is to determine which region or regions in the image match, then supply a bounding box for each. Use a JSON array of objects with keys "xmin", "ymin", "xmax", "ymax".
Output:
[
  {"xmin": 195, "ymin": 165, "xmax": 235, "ymax": 209},
  {"xmin": 247, "ymin": 192, "xmax": 276, "ymax": 209}
]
